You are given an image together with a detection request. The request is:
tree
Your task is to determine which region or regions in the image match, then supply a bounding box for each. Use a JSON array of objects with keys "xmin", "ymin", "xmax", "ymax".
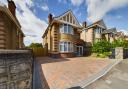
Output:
[{"xmin": 28, "ymin": 43, "xmax": 43, "ymax": 48}]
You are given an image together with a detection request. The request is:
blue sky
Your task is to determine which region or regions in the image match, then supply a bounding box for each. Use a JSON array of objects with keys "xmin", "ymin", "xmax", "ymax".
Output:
[{"xmin": 1, "ymin": 0, "xmax": 128, "ymax": 46}]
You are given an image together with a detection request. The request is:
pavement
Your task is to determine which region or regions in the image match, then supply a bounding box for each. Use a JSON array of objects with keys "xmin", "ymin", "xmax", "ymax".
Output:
[
  {"xmin": 36, "ymin": 57, "xmax": 112, "ymax": 89},
  {"xmin": 84, "ymin": 59, "xmax": 128, "ymax": 89}
]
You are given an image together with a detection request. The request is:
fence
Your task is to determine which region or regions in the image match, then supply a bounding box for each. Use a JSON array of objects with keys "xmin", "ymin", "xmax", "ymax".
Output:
[{"xmin": 31, "ymin": 47, "xmax": 48, "ymax": 57}]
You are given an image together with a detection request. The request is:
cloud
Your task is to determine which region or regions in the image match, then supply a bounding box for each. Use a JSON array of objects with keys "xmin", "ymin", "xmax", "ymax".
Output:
[
  {"xmin": 86, "ymin": 0, "xmax": 128, "ymax": 22},
  {"xmin": 58, "ymin": 0, "xmax": 67, "ymax": 4},
  {"xmin": 116, "ymin": 15, "xmax": 122, "ymax": 19},
  {"xmin": 71, "ymin": 0, "xmax": 84, "ymax": 6},
  {"xmin": 41, "ymin": 4, "xmax": 49, "ymax": 11},
  {"xmin": 8, "ymin": 0, "xmax": 48, "ymax": 46},
  {"xmin": 73, "ymin": 8, "xmax": 82, "ymax": 17}
]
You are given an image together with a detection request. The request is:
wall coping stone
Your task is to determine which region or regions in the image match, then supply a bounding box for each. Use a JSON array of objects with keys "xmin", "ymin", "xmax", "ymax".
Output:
[{"xmin": 0, "ymin": 50, "xmax": 30, "ymax": 54}]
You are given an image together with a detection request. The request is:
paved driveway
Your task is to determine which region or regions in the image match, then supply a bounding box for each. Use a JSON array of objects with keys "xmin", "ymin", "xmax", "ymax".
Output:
[
  {"xmin": 85, "ymin": 59, "xmax": 128, "ymax": 89},
  {"xmin": 36, "ymin": 57, "xmax": 112, "ymax": 89}
]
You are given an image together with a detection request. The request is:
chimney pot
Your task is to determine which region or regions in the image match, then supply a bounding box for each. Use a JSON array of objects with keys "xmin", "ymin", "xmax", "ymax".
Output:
[
  {"xmin": 48, "ymin": 13, "xmax": 53, "ymax": 24},
  {"xmin": 82, "ymin": 21, "xmax": 87, "ymax": 28}
]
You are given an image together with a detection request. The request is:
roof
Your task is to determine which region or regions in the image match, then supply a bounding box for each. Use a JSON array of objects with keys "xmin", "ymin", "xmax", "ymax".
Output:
[
  {"xmin": 102, "ymin": 28, "xmax": 117, "ymax": 34},
  {"xmin": 0, "ymin": 4, "xmax": 25, "ymax": 36},
  {"xmin": 116, "ymin": 31, "xmax": 124, "ymax": 35},
  {"xmin": 84, "ymin": 19, "xmax": 107, "ymax": 30},
  {"xmin": 42, "ymin": 10, "xmax": 82, "ymax": 38}
]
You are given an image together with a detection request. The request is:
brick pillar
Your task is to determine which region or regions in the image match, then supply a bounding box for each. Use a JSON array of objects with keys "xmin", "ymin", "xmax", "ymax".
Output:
[{"xmin": 115, "ymin": 47, "xmax": 124, "ymax": 59}]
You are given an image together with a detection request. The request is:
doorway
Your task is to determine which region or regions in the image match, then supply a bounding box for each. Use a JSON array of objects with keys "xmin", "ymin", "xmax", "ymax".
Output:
[{"xmin": 76, "ymin": 46, "xmax": 83, "ymax": 56}]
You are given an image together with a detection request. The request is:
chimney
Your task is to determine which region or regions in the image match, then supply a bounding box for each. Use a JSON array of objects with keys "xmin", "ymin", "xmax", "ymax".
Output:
[
  {"xmin": 82, "ymin": 21, "xmax": 87, "ymax": 28},
  {"xmin": 48, "ymin": 13, "xmax": 53, "ymax": 24},
  {"xmin": 7, "ymin": 0, "xmax": 16, "ymax": 17}
]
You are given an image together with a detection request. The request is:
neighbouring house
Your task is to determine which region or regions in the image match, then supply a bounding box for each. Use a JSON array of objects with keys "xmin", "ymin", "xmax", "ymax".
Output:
[
  {"xmin": 102, "ymin": 28, "xmax": 117, "ymax": 43},
  {"xmin": 81, "ymin": 20, "xmax": 107, "ymax": 46},
  {"xmin": 42, "ymin": 10, "xmax": 85, "ymax": 58},
  {"xmin": 0, "ymin": 0, "xmax": 25, "ymax": 49},
  {"xmin": 81, "ymin": 20, "xmax": 126, "ymax": 45},
  {"xmin": 115, "ymin": 31, "xmax": 125, "ymax": 40},
  {"xmin": 124, "ymin": 35, "xmax": 128, "ymax": 41}
]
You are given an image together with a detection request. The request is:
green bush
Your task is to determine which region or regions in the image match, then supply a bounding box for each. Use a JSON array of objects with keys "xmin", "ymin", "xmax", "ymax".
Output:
[
  {"xmin": 92, "ymin": 40, "xmax": 111, "ymax": 53},
  {"xmin": 111, "ymin": 40, "xmax": 128, "ymax": 48},
  {"xmin": 92, "ymin": 39, "xmax": 128, "ymax": 58},
  {"xmin": 97, "ymin": 52, "xmax": 112, "ymax": 58}
]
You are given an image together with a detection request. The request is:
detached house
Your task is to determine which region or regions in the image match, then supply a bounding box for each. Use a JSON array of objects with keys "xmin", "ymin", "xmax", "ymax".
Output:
[
  {"xmin": 42, "ymin": 10, "xmax": 126, "ymax": 58},
  {"xmin": 0, "ymin": 0, "xmax": 24, "ymax": 49},
  {"xmin": 42, "ymin": 10, "xmax": 85, "ymax": 58}
]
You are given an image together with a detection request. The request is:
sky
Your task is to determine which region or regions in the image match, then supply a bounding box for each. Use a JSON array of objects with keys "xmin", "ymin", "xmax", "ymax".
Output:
[{"xmin": 1, "ymin": 0, "xmax": 128, "ymax": 46}]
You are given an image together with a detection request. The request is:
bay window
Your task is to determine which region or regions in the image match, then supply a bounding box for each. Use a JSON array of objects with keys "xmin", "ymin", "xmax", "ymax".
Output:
[
  {"xmin": 59, "ymin": 41, "xmax": 73, "ymax": 52},
  {"xmin": 60, "ymin": 24, "xmax": 74, "ymax": 34}
]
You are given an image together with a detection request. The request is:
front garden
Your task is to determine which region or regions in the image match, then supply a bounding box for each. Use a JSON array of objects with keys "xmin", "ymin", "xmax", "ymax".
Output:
[{"xmin": 92, "ymin": 40, "xmax": 128, "ymax": 58}]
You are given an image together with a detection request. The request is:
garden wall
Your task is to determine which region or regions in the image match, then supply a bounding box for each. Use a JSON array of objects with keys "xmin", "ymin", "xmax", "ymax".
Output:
[
  {"xmin": 0, "ymin": 50, "xmax": 33, "ymax": 89},
  {"xmin": 110, "ymin": 47, "xmax": 128, "ymax": 59}
]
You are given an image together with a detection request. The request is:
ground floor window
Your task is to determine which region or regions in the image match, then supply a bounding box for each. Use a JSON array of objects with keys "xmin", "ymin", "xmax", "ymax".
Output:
[{"xmin": 59, "ymin": 41, "xmax": 73, "ymax": 52}]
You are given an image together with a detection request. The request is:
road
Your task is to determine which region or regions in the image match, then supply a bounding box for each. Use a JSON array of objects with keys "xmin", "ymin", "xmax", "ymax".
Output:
[{"xmin": 84, "ymin": 59, "xmax": 128, "ymax": 89}]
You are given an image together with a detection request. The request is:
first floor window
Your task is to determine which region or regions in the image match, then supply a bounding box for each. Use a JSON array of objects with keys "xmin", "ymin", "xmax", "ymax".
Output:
[
  {"xmin": 59, "ymin": 24, "xmax": 74, "ymax": 35},
  {"xmin": 59, "ymin": 41, "xmax": 73, "ymax": 52}
]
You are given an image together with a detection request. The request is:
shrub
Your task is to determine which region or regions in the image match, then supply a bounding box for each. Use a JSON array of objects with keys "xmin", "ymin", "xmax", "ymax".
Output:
[
  {"xmin": 92, "ymin": 40, "xmax": 111, "ymax": 53},
  {"xmin": 92, "ymin": 39, "xmax": 128, "ymax": 58},
  {"xmin": 111, "ymin": 40, "xmax": 128, "ymax": 48}
]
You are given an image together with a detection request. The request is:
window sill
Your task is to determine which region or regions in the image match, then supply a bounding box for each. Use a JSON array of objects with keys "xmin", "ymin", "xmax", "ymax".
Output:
[
  {"xmin": 60, "ymin": 33, "xmax": 74, "ymax": 35},
  {"xmin": 59, "ymin": 51, "xmax": 74, "ymax": 53}
]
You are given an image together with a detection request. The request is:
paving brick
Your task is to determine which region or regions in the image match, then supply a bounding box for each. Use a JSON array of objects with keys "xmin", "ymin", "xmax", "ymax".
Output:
[{"xmin": 37, "ymin": 57, "xmax": 111, "ymax": 89}]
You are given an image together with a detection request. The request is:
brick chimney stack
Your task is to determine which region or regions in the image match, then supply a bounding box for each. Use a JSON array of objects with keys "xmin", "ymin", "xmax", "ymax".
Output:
[
  {"xmin": 48, "ymin": 13, "xmax": 53, "ymax": 24},
  {"xmin": 82, "ymin": 21, "xmax": 87, "ymax": 28},
  {"xmin": 7, "ymin": 0, "xmax": 16, "ymax": 17}
]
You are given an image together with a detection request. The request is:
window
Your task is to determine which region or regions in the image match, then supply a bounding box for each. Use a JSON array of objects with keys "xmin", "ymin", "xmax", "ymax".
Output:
[
  {"xmin": 95, "ymin": 27, "xmax": 103, "ymax": 34},
  {"xmin": 60, "ymin": 24, "xmax": 74, "ymax": 34},
  {"xmin": 59, "ymin": 41, "xmax": 73, "ymax": 52}
]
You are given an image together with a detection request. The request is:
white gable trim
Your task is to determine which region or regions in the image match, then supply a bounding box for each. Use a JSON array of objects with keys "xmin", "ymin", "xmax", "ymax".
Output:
[
  {"xmin": 54, "ymin": 10, "xmax": 81, "ymax": 27},
  {"xmin": 55, "ymin": 20, "xmax": 81, "ymax": 28}
]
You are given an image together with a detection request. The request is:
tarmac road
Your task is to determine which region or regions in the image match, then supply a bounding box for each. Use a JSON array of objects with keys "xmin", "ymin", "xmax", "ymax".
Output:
[{"xmin": 84, "ymin": 59, "xmax": 128, "ymax": 89}]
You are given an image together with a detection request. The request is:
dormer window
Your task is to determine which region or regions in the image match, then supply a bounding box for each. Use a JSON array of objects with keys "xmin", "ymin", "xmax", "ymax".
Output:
[{"xmin": 60, "ymin": 24, "xmax": 74, "ymax": 35}]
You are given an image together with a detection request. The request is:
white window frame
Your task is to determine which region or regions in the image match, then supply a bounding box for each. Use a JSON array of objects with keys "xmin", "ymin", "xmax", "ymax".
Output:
[
  {"xmin": 59, "ymin": 41, "xmax": 74, "ymax": 52},
  {"xmin": 59, "ymin": 24, "xmax": 74, "ymax": 35}
]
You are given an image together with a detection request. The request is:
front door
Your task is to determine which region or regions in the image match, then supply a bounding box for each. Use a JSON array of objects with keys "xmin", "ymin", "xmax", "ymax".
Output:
[{"xmin": 76, "ymin": 46, "xmax": 83, "ymax": 56}]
